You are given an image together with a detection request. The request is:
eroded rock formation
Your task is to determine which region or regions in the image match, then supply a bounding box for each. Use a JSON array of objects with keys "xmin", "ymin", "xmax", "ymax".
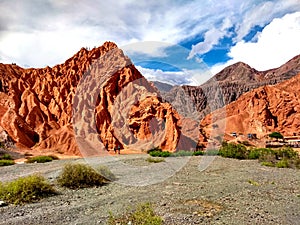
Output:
[
  {"xmin": 200, "ymin": 73, "xmax": 300, "ymax": 141},
  {"xmin": 0, "ymin": 42, "xmax": 181, "ymax": 155},
  {"xmin": 164, "ymin": 54, "xmax": 300, "ymax": 120}
]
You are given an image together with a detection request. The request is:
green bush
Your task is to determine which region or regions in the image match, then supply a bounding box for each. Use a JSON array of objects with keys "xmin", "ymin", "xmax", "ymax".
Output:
[
  {"xmin": 107, "ymin": 202, "xmax": 163, "ymax": 225},
  {"xmin": 218, "ymin": 144, "xmax": 300, "ymax": 169},
  {"xmin": 0, "ymin": 153, "xmax": 13, "ymax": 160},
  {"xmin": 146, "ymin": 157, "xmax": 165, "ymax": 163},
  {"xmin": 149, "ymin": 150, "xmax": 161, "ymax": 157},
  {"xmin": 0, "ymin": 174, "xmax": 56, "ymax": 204},
  {"xmin": 261, "ymin": 161, "xmax": 275, "ymax": 167},
  {"xmin": 47, "ymin": 155, "xmax": 59, "ymax": 160},
  {"xmin": 0, "ymin": 142, "xmax": 5, "ymax": 148},
  {"xmin": 0, "ymin": 159, "xmax": 15, "ymax": 167},
  {"xmin": 292, "ymin": 158, "xmax": 300, "ymax": 169},
  {"xmin": 248, "ymin": 179, "xmax": 260, "ymax": 186},
  {"xmin": 57, "ymin": 163, "xmax": 110, "ymax": 189},
  {"xmin": 193, "ymin": 150, "xmax": 205, "ymax": 156},
  {"xmin": 147, "ymin": 146, "xmax": 162, "ymax": 154},
  {"xmin": 268, "ymin": 132, "xmax": 283, "ymax": 140},
  {"xmin": 218, "ymin": 142, "xmax": 249, "ymax": 159},
  {"xmin": 149, "ymin": 150, "xmax": 171, "ymax": 157},
  {"xmin": 276, "ymin": 159, "xmax": 289, "ymax": 168},
  {"xmin": 248, "ymin": 148, "xmax": 275, "ymax": 160},
  {"xmin": 171, "ymin": 150, "xmax": 194, "ymax": 157},
  {"xmin": 275, "ymin": 147, "xmax": 298, "ymax": 159},
  {"xmin": 150, "ymin": 150, "xmax": 204, "ymax": 157},
  {"xmin": 204, "ymin": 149, "xmax": 219, "ymax": 156},
  {"xmin": 26, "ymin": 156, "xmax": 53, "ymax": 163}
]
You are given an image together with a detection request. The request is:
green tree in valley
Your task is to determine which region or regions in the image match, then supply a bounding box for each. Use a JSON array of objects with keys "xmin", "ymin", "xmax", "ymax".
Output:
[{"xmin": 269, "ymin": 132, "xmax": 283, "ymax": 141}]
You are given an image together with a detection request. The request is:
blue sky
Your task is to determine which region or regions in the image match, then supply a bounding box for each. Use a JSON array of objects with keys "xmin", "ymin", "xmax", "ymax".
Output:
[{"xmin": 0, "ymin": 0, "xmax": 300, "ymax": 85}]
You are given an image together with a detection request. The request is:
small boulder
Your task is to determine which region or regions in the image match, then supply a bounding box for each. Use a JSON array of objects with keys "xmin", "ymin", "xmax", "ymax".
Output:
[{"xmin": 0, "ymin": 200, "xmax": 8, "ymax": 207}]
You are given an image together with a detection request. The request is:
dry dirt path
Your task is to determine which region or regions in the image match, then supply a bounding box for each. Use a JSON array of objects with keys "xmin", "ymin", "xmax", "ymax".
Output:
[{"xmin": 0, "ymin": 155, "xmax": 299, "ymax": 225}]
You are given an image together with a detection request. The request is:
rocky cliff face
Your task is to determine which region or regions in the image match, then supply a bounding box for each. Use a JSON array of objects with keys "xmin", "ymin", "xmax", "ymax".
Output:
[
  {"xmin": 0, "ymin": 42, "xmax": 181, "ymax": 155},
  {"xmin": 200, "ymin": 72, "xmax": 300, "ymax": 141},
  {"xmin": 164, "ymin": 55, "xmax": 300, "ymax": 120}
]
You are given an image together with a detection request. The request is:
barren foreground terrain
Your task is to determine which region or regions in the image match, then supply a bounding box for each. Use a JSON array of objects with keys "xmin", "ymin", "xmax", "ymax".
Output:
[{"xmin": 0, "ymin": 155, "xmax": 299, "ymax": 225}]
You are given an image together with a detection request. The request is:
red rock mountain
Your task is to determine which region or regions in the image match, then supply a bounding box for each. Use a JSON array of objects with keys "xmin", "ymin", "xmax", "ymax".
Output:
[
  {"xmin": 158, "ymin": 54, "xmax": 300, "ymax": 149},
  {"xmin": 0, "ymin": 42, "xmax": 181, "ymax": 155},
  {"xmin": 200, "ymin": 72, "xmax": 300, "ymax": 142},
  {"xmin": 164, "ymin": 54, "xmax": 300, "ymax": 120}
]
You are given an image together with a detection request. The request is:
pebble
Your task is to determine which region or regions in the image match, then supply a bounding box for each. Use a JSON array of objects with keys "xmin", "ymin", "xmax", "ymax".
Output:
[{"xmin": 0, "ymin": 156, "xmax": 299, "ymax": 225}]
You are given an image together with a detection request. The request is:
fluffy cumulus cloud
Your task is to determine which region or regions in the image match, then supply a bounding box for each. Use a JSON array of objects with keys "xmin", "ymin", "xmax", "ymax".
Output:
[
  {"xmin": 0, "ymin": 0, "xmax": 300, "ymax": 83},
  {"xmin": 211, "ymin": 11, "xmax": 300, "ymax": 74},
  {"xmin": 0, "ymin": 0, "xmax": 215, "ymax": 67},
  {"xmin": 188, "ymin": 17, "xmax": 233, "ymax": 59}
]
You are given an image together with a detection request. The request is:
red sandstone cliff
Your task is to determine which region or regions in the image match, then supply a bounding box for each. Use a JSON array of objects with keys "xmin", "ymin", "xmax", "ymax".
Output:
[
  {"xmin": 0, "ymin": 42, "xmax": 181, "ymax": 155},
  {"xmin": 200, "ymin": 72, "xmax": 300, "ymax": 142}
]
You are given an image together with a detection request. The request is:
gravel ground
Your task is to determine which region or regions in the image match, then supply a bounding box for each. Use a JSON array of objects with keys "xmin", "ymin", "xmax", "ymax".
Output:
[{"xmin": 0, "ymin": 155, "xmax": 299, "ymax": 225}]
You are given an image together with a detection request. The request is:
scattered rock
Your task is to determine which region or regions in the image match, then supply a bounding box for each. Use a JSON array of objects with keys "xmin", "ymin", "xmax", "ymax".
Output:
[{"xmin": 0, "ymin": 201, "xmax": 7, "ymax": 207}]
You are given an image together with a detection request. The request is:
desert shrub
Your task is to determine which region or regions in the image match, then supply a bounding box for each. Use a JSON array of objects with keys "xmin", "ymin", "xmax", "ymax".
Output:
[
  {"xmin": 0, "ymin": 174, "xmax": 56, "ymax": 204},
  {"xmin": 258, "ymin": 151, "xmax": 277, "ymax": 163},
  {"xmin": 292, "ymin": 158, "xmax": 300, "ymax": 169},
  {"xmin": 147, "ymin": 146, "xmax": 162, "ymax": 154},
  {"xmin": 171, "ymin": 150, "xmax": 194, "ymax": 157},
  {"xmin": 96, "ymin": 165, "xmax": 116, "ymax": 181},
  {"xmin": 261, "ymin": 161, "xmax": 275, "ymax": 167},
  {"xmin": 149, "ymin": 150, "xmax": 161, "ymax": 157},
  {"xmin": 149, "ymin": 150, "xmax": 171, "ymax": 157},
  {"xmin": 57, "ymin": 163, "xmax": 110, "ymax": 189},
  {"xmin": 160, "ymin": 151, "xmax": 171, "ymax": 157},
  {"xmin": 107, "ymin": 202, "xmax": 163, "ymax": 225},
  {"xmin": 253, "ymin": 147, "xmax": 300, "ymax": 169},
  {"xmin": 204, "ymin": 149, "xmax": 219, "ymax": 156},
  {"xmin": 0, "ymin": 159, "xmax": 15, "ymax": 167},
  {"xmin": 193, "ymin": 150, "xmax": 205, "ymax": 156},
  {"xmin": 47, "ymin": 155, "xmax": 59, "ymax": 160},
  {"xmin": 146, "ymin": 157, "xmax": 165, "ymax": 163},
  {"xmin": 275, "ymin": 147, "xmax": 298, "ymax": 159},
  {"xmin": 248, "ymin": 148, "xmax": 275, "ymax": 160},
  {"xmin": 248, "ymin": 179, "xmax": 259, "ymax": 186},
  {"xmin": 0, "ymin": 153, "xmax": 13, "ymax": 160},
  {"xmin": 275, "ymin": 159, "xmax": 289, "ymax": 168},
  {"xmin": 26, "ymin": 156, "xmax": 53, "ymax": 163},
  {"xmin": 219, "ymin": 142, "xmax": 249, "ymax": 159},
  {"xmin": 248, "ymin": 149, "xmax": 261, "ymax": 159},
  {"xmin": 0, "ymin": 142, "xmax": 5, "ymax": 148}
]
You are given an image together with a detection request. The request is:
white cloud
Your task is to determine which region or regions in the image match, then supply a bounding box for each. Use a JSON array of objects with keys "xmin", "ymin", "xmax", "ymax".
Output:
[
  {"xmin": 122, "ymin": 42, "xmax": 173, "ymax": 58},
  {"xmin": 0, "ymin": 26, "xmax": 112, "ymax": 67},
  {"xmin": 211, "ymin": 11, "xmax": 300, "ymax": 74},
  {"xmin": 0, "ymin": 0, "xmax": 211, "ymax": 67},
  {"xmin": 235, "ymin": 0, "xmax": 300, "ymax": 42},
  {"xmin": 136, "ymin": 66, "xmax": 212, "ymax": 86},
  {"xmin": 188, "ymin": 17, "xmax": 233, "ymax": 59},
  {"xmin": 0, "ymin": 0, "xmax": 300, "ymax": 68},
  {"xmin": 188, "ymin": 0, "xmax": 300, "ymax": 58}
]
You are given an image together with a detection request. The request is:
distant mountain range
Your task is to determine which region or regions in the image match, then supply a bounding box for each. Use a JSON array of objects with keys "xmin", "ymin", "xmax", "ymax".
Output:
[
  {"xmin": 0, "ymin": 42, "xmax": 300, "ymax": 154},
  {"xmin": 162, "ymin": 54, "xmax": 300, "ymax": 119}
]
